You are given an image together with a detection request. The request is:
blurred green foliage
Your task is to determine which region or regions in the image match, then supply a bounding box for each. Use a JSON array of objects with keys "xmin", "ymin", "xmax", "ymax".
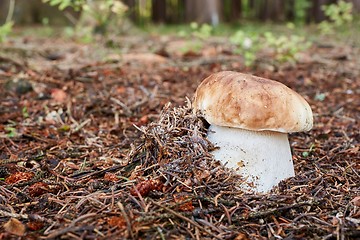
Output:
[
  {"xmin": 230, "ymin": 30, "xmax": 259, "ymax": 66},
  {"xmin": 43, "ymin": 0, "xmax": 128, "ymax": 35},
  {"xmin": 42, "ymin": 0, "xmax": 85, "ymax": 11},
  {"xmin": 319, "ymin": 0, "xmax": 353, "ymax": 34},
  {"xmin": 0, "ymin": 21, "xmax": 13, "ymax": 43},
  {"xmin": 0, "ymin": 0, "xmax": 14, "ymax": 42},
  {"xmin": 230, "ymin": 30, "xmax": 311, "ymax": 66},
  {"xmin": 294, "ymin": 0, "xmax": 311, "ymax": 25}
]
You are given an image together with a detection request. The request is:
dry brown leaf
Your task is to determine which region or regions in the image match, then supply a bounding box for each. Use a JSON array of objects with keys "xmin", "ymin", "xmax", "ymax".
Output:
[
  {"xmin": 27, "ymin": 221, "xmax": 44, "ymax": 231},
  {"xmin": 202, "ymin": 46, "xmax": 217, "ymax": 57},
  {"xmin": 173, "ymin": 194, "xmax": 195, "ymax": 212},
  {"xmin": 5, "ymin": 172, "xmax": 34, "ymax": 184},
  {"xmin": 197, "ymin": 169, "xmax": 210, "ymax": 180},
  {"xmin": 50, "ymin": 88, "xmax": 67, "ymax": 103},
  {"xmin": 234, "ymin": 232, "xmax": 249, "ymax": 240},
  {"xmin": 351, "ymin": 196, "xmax": 360, "ymax": 207},
  {"xmin": 111, "ymin": 53, "xmax": 167, "ymax": 63},
  {"xmin": 3, "ymin": 218, "xmax": 25, "ymax": 236},
  {"xmin": 116, "ymin": 86, "xmax": 126, "ymax": 94},
  {"xmin": 104, "ymin": 172, "xmax": 119, "ymax": 182},
  {"xmin": 28, "ymin": 182, "xmax": 49, "ymax": 197},
  {"xmin": 130, "ymin": 179, "xmax": 163, "ymax": 197},
  {"xmin": 107, "ymin": 216, "xmax": 126, "ymax": 229}
]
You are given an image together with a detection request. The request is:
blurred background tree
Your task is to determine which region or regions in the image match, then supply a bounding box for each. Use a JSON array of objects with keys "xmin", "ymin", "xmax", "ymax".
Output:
[{"xmin": 1, "ymin": 0, "xmax": 359, "ymax": 26}]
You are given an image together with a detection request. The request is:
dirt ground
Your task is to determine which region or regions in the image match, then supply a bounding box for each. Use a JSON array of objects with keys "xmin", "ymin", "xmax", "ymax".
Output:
[{"xmin": 0, "ymin": 34, "xmax": 359, "ymax": 239}]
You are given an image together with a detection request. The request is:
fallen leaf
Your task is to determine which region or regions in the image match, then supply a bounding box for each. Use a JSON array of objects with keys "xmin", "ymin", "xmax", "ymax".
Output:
[
  {"xmin": 347, "ymin": 146, "xmax": 359, "ymax": 155},
  {"xmin": 5, "ymin": 172, "xmax": 34, "ymax": 184},
  {"xmin": 137, "ymin": 115, "xmax": 148, "ymax": 126},
  {"xmin": 197, "ymin": 169, "xmax": 210, "ymax": 180},
  {"xmin": 351, "ymin": 196, "xmax": 360, "ymax": 207},
  {"xmin": 130, "ymin": 179, "xmax": 163, "ymax": 197},
  {"xmin": 234, "ymin": 232, "xmax": 249, "ymax": 240},
  {"xmin": 182, "ymin": 50, "xmax": 201, "ymax": 59},
  {"xmin": 107, "ymin": 216, "xmax": 126, "ymax": 229},
  {"xmin": 202, "ymin": 46, "xmax": 217, "ymax": 57},
  {"xmin": 331, "ymin": 216, "xmax": 339, "ymax": 225},
  {"xmin": 173, "ymin": 194, "xmax": 195, "ymax": 212},
  {"xmin": 27, "ymin": 221, "xmax": 44, "ymax": 231},
  {"xmin": 28, "ymin": 182, "xmax": 49, "ymax": 197},
  {"xmin": 116, "ymin": 86, "xmax": 126, "ymax": 94},
  {"xmin": 110, "ymin": 53, "xmax": 167, "ymax": 63},
  {"xmin": 50, "ymin": 88, "xmax": 67, "ymax": 103},
  {"xmin": 104, "ymin": 172, "xmax": 119, "ymax": 182},
  {"xmin": 3, "ymin": 218, "xmax": 25, "ymax": 236}
]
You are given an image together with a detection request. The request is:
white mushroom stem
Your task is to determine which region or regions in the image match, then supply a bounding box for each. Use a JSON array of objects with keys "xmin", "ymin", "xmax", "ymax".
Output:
[{"xmin": 207, "ymin": 125, "xmax": 295, "ymax": 193}]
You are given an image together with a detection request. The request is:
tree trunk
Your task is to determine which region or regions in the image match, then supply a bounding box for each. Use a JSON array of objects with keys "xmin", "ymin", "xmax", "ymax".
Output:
[
  {"xmin": 152, "ymin": 0, "xmax": 166, "ymax": 23},
  {"xmin": 230, "ymin": 0, "xmax": 242, "ymax": 21},
  {"xmin": 259, "ymin": 0, "xmax": 285, "ymax": 21},
  {"xmin": 308, "ymin": 0, "xmax": 329, "ymax": 23},
  {"xmin": 185, "ymin": 0, "xmax": 222, "ymax": 26},
  {"xmin": 286, "ymin": 0, "xmax": 295, "ymax": 21},
  {"xmin": 0, "ymin": 0, "xmax": 79, "ymax": 25},
  {"xmin": 0, "ymin": 0, "xmax": 10, "ymax": 24},
  {"xmin": 123, "ymin": 0, "xmax": 137, "ymax": 22},
  {"xmin": 351, "ymin": 0, "xmax": 360, "ymax": 12}
]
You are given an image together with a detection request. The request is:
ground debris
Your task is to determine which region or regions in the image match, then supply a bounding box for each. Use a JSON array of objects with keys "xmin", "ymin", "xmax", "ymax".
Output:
[{"xmin": 0, "ymin": 36, "xmax": 359, "ymax": 239}]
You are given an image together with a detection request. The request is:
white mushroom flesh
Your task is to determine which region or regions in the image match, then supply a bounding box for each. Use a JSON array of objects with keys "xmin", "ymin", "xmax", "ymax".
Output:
[{"xmin": 207, "ymin": 125, "xmax": 294, "ymax": 193}]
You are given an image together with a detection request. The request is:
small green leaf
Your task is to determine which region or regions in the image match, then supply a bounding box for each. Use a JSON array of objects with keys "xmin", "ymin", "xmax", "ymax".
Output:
[
  {"xmin": 58, "ymin": 125, "xmax": 71, "ymax": 132},
  {"xmin": 22, "ymin": 107, "xmax": 29, "ymax": 118},
  {"xmin": 5, "ymin": 127, "xmax": 17, "ymax": 138},
  {"xmin": 315, "ymin": 93, "xmax": 326, "ymax": 101}
]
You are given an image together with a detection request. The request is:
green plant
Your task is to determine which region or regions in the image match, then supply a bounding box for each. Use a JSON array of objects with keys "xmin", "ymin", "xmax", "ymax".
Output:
[
  {"xmin": 230, "ymin": 30, "xmax": 311, "ymax": 66},
  {"xmin": 0, "ymin": 0, "xmax": 15, "ymax": 43},
  {"xmin": 314, "ymin": 92, "xmax": 326, "ymax": 101},
  {"xmin": 22, "ymin": 107, "xmax": 29, "ymax": 118},
  {"xmin": 4, "ymin": 120, "xmax": 18, "ymax": 138},
  {"xmin": 42, "ymin": 0, "xmax": 84, "ymax": 11},
  {"xmin": 5, "ymin": 126, "xmax": 17, "ymax": 138},
  {"xmin": 263, "ymin": 32, "xmax": 311, "ymax": 63},
  {"xmin": 43, "ymin": 0, "xmax": 128, "ymax": 35},
  {"xmin": 302, "ymin": 143, "xmax": 315, "ymax": 157},
  {"xmin": 190, "ymin": 22, "xmax": 213, "ymax": 39},
  {"xmin": 177, "ymin": 23, "xmax": 214, "ymax": 47},
  {"xmin": 179, "ymin": 41, "xmax": 203, "ymax": 54},
  {"xmin": 230, "ymin": 30, "xmax": 259, "ymax": 66},
  {"xmin": 319, "ymin": 0, "xmax": 353, "ymax": 34},
  {"xmin": 0, "ymin": 22, "xmax": 13, "ymax": 43},
  {"xmin": 294, "ymin": 0, "xmax": 311, "ymax": 25}
]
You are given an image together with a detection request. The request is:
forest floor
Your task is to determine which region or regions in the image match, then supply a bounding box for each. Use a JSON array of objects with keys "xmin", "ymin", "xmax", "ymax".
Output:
[{"xmin": 0, "ymin": 31, "xmax": 359, "ymax": 239}]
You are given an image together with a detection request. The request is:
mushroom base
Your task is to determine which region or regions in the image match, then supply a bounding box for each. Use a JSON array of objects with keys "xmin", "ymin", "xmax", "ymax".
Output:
[{"xmin": 208, "ymin": 125, "xmax": 295, "ymax": 193}]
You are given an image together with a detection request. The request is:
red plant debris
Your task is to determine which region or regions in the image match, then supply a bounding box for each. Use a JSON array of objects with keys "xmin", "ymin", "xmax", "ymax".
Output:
[
  {"xmin": 28, "ymin": 182, "xmax": 49, "ymax": 197},
  {"xmin": 103, "ymin": 172, "xmax": 119, "ymax": 182},
  {"xmin": 27, "ymin": 221, "xmax": 44, "ymax": 231},
  {"xmin": 5, "ymin": 172, "xmax": 34, "ymax": 184},
  {"xmin": 0, "ymin": 35, "xmax": 359, "ymax": 239},
  {"xmin": 107, "ymin": 216, "xmax": 127, "ymax": 229},
  {"xmin": 173, "ymin": 194, "xmax": 195, "ymax": 212},
  {"xmin": 130, "ymin": 179, "xmax": 164, "ymax": 197}
]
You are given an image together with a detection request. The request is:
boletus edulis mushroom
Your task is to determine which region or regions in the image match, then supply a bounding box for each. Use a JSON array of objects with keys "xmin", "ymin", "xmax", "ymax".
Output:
[{"xmin": 193, "ymin": 71, "xmax": 313, "ymax": 193}]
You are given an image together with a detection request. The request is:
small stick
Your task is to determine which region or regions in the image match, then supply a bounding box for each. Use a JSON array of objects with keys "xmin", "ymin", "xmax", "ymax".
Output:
[
  {"xmin": 117, "ymin": 202, "xmax": 134, "ymax": 239},
  {"xmin": 151, "ymin": 200, "xmax": 222, "ymax": 240},
  {"xmin": 0, "ymin": 209, "xmax": 54, "ymax": 224},
  {"xmin": 233, "ymin": 200, "xmax": 319, "ymax": 221},
  {"xmin": 110, "ymin": 97, "xmax": 132, "ymax": 116}
]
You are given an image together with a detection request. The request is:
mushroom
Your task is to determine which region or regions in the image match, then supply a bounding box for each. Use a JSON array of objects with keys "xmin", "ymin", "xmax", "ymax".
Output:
[{"xmin": 193, "ymin": 71, "xmax": 313, "ymax": 193}]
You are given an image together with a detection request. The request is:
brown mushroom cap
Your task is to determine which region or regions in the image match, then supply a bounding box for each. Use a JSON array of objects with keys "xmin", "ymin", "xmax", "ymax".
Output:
[{"xmin": 193, "ymin": 71, "xmax": 313, "ymax": 133}]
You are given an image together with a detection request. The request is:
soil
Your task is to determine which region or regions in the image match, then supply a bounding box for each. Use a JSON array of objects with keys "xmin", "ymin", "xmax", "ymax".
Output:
[{"xmin": 0, "ymin": 34, "xmax": 359, "ymax": 239}]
